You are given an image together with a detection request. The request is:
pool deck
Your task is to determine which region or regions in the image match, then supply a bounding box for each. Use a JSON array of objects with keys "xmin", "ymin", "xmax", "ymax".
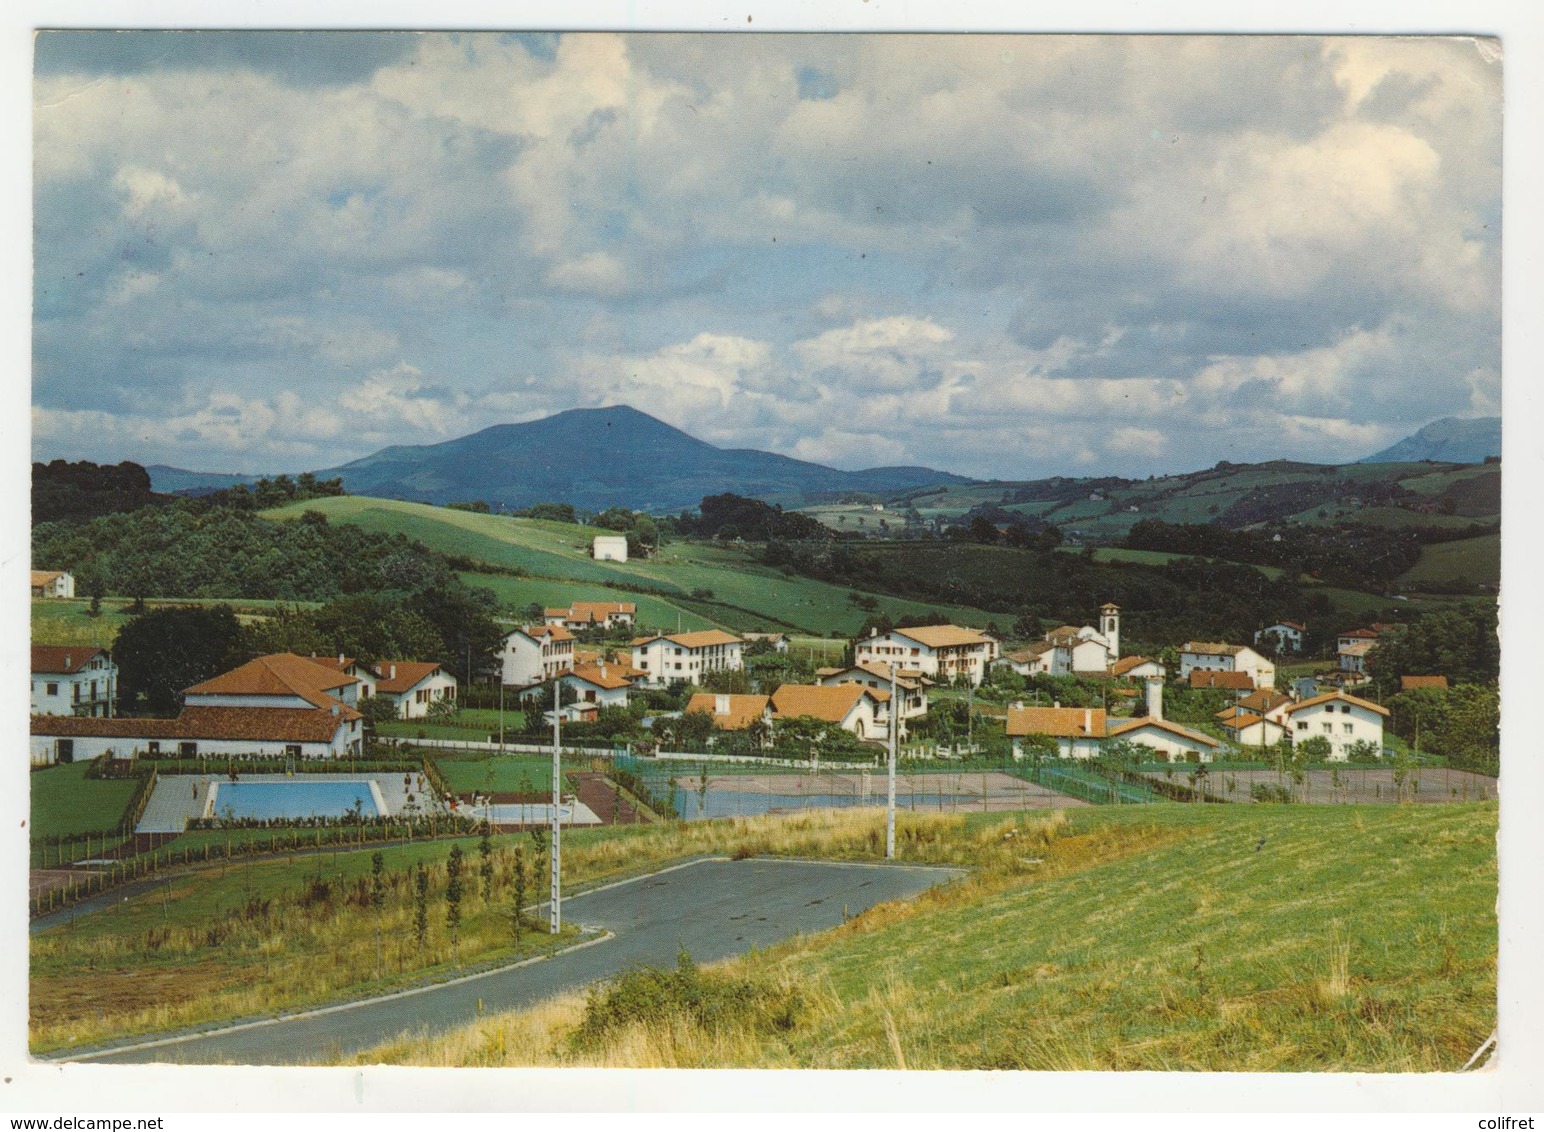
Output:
[{"xmin": 135, "ymin": 772, "xmax": 448, "ymax": 834}]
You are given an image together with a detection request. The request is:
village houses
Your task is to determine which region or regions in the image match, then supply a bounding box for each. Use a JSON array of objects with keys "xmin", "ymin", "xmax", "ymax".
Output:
[
  {"xmin": 1254, "ymin": 621, "xmax": 1306, "ymax": 653},
  {"xmin": 559, "ymin": 662, "xmax": 634, "ymax": 710},
  {"xmin": 1178, "ymin": 641, "xmax": 1276, "ymax": 689},
  {"xmin": 544, "ymin": 601, "xmax": 636, "ymax": 631},
  {"xmin": 685, "ymin": 692, "xmax": 773, "ymax": 733},
  {"xmin": 30, "ymin": 652, "xmax": 365, "ymax": 766},
  {"xmin": 815, "ymin": 661, "xmax": 930, "ymax": 721},
  {"xmin": 31, "ymin": 570, "xmax": 75, "ymax": 599},
  {"xmin": 853, "ymin": 624, "xmax": 999, "ymax": 686},
  {"xmin": 770, "ymin": 683, "xmax": 894, "ymax": 741}
]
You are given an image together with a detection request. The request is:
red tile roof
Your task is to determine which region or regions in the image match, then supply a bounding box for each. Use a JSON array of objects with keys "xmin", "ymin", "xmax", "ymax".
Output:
[
  {"xmin": 637, "ymin": 630, "xmax": 742, "ymax": 649},
  {"xmin": 31, "ymin": 645, "xmax": 107, "ymax": 675},
  {"xmin": 565, "ymin": 664, "xmax": 633, "ymax": 691},
  {"xmin": 185, "ymin": 653, "xmax": 358, "ymax": 708},
  {"xmin": 889, "ymin": 625, "xmax": 995, "ymax": 649},
  {"xmin": 685, "ymin": 693, "xmax": 771, "ymax": 730},
  {"xmin": 1106, "ymin": 716, "xmax": 1220, "ymax": 747},
  {"xmin": 31, "ymin": 704, "xmax": 355, "ymax": 743},
  {"xmin": 1110, "ymin": 655, "xmax": 1160, "ymax": 677},
  {"xmin": 372, "ymin": 661, "xmax": 446, "ymax": 695},
  {"xmin": 1285, "ymin": 691, "xmax": 1390, "ymax": 718},
  {"xmin": 1005, "ymin": 706, "xmax": 1106, "ymax": 739},
  {"xmin": 1188, "ymin": 670, "xmax": 1255, "ymax": 690},
  {"xmin": 770, "ymin": 683, "xmax": 886, "ymax": 724},
  {"xmin": 1400, "ymin": 675, "xmax": 1449, "ymax": 691}
]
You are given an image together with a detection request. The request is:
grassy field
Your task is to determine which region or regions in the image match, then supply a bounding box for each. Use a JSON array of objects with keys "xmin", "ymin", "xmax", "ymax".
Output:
[
  {"xmin": 31, "ymin": 596, "xmax": 319, "ymax": 647},
  {"xmin": 358, "ymin": 802, "xmax": 1497, "ymax": 1071},
  {"xmin": 29, "ymin": 762, "xmax": 141, "ymax": 840},
  {"xmin": 1397, "ymin": 533, "xmax": 1501, "ymax": 590},
  {"xmin": 263, "ymin": 495, "xmax": 1002, "ymax": 635}
]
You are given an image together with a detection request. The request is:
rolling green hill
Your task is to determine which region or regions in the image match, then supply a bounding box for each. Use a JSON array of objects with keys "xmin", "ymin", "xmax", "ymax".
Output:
[{"xmin": 262, "ymin": 496, "xmax": 1006, "ymax": 635}]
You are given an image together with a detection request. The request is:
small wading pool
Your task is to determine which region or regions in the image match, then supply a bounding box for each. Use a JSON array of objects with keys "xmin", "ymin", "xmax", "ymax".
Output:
[{"xmin": 207, "ymin": 780, "xmax": 382, "ymax": 821}]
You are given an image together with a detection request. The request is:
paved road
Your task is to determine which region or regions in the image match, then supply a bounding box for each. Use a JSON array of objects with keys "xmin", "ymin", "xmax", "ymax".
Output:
[{"xmin": 59, "ymin": 857, "xmax": 962, "ymax": 1066}]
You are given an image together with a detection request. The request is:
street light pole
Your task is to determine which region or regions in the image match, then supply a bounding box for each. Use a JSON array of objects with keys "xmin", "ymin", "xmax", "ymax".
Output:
[
  {"xmin": 887, "ymin": 662, "xmax": 897, "ymax": 859},
  {"xmin": 550, "ymin": 679, "xmax": 562, "ymax": 934}
]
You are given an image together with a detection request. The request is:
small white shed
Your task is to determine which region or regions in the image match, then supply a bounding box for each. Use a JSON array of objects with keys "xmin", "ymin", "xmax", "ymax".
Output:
[{"xmin": 593, "ymin": 535, "xmax": 628, "ymax": 562}]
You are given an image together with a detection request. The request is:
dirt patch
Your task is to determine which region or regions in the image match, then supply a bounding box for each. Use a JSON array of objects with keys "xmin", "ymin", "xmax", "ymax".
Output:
[{"xmin": 31, "ymin": 962, "xmax": 239, "ymax": 1034}]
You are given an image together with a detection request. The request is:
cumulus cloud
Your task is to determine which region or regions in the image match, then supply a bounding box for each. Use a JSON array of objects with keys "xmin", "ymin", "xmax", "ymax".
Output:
[{"xmin": 31, "ymin": 32, "xmax": 1501, "ymax": 479}]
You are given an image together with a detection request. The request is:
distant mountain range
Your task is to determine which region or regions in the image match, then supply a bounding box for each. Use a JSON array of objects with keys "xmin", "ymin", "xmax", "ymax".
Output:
[
  {"xmin": 149, "ymin": 406, "xmax": 974, "ymax": 511},
  {"xmin": 1359, "ymin": 417, "xmax": 1500, "ymax": 465}
]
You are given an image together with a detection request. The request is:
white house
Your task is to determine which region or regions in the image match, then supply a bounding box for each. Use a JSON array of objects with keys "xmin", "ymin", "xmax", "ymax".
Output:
[
  {"xmin": 1178, "ymin": 642, "xmax": 1275, "ymax": 689},
  {"xmin": 995, "ymin": 641, "xmax": 1056, "ymax": 677},
  {"xmin": 31, "ymin": 645, "xmax": 116, "ymax": 718},
  {"xmin": 631, "ymin": 630, "xmax": 744, "ymax": 687},
  {"xmin": 770, "ymin": 683, "xmax": 892, "ymax": 741},
  {"xmin": 853, "ymin": 625, "xmax": 999, "ymax": 686},
  {"xmin": 1336, "ymin": 627, "xmax": 1381, "ymax": 652},
  {"xmin": 1005, "ymin": 705, "xmax": 1106, "ymax": 760},
  {"xmin": 309, "ymin": 654, "xmax": 376, "ymax": 699},
  {"xmin": 31, "ymin": 570, "xmax": 75, "ymax": 599},
  {"xmin": 1044, "ymin": 628, "xmax": 1113, "ymax": 675},
  {"xmin": 593, "ymin": 535, "xmax": 628, "ymax": 562},
  {"xmin": 742, "ymin": 632, "xmax": 791, "ymax": 654},
  {"xmin": 1338, "ymin": 639, "xmax": 1376, "ymax": 675},
  {"xmin": 372, "ymin": 661, "xmax": 458, "ymax": 720},
  {"xmin": 815, "ymin": 662, "xmax": 930, "ymax": 721},
  {"xmin": 559, "ymin": 663, "xmax": 633, "ymax": 710},
  {"xmin": 501, "ymin": 624, "xmax": 576, "ymax": 687},
  {"xmin": 1224, "ymin": 710, "xmax": 1287, "ymax": 750},
  {"xmin": 1255, "ymin": 621, "xmax": 1306, "ymax": 654},
  {"xmin": 1284, "ymin": 691, "xmax": 1388, "ymax": 760},
  {"xmin": 1110, "ymin": 655, "xmax": 1165, "ymax": 682},
  {"xmin": 544, "ymin": 601, "xmax": 636, "ymax": 631}
]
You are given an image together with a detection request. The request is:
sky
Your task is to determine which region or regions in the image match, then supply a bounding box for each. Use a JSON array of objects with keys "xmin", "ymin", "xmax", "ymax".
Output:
[{"xmin": 30, "ymin": 32, "xmax": 1503, "ymax": 479}]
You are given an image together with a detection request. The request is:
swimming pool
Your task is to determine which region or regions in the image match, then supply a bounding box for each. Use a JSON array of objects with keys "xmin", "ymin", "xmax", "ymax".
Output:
[{"xmin": 208, "ymin": 780, "xmax": 382, "ymax": 821}]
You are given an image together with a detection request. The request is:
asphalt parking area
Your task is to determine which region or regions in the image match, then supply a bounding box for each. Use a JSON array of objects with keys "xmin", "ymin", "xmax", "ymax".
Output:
[{"xmin": 61, "ymin": 856, "xmax": 964, "ymax": 1066}]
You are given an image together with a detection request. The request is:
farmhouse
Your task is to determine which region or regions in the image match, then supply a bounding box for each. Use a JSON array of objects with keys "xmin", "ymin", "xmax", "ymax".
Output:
[
  {"xmin": 372, "ymin": 661, "xmax": 458, "ymax": 720},
  {"xmin": 994, "ymin": 641, "xmax": 1056, "ymax": 677},
  {"xmin": 685, "ymin": 693, "xmax": 773, "ymax": 732},
  {"xmin": 31, "ymin": 645, "xmax": 117, "ymax": 718},
  {"xmin": 1338, "ymin": 639, "xmax": 1376, "ymax": 675},
  {"xmin": 560, "ymin": 663, "xmax": 633, "ymax": 710},
  {"xmin": 1255, "ymin": 621, "xmax": 1306, "ymax": 653},
  {"xmin": 592, "ymin": 535, "xmax": 628, "ymax": 562},
  {"xmin": 853, "ymin": 624, "xmax": 999, "ymax": 686},
  {"xmin": 1179, "ymin": 642, "xmax": 1275, "ymax": 689},
  {"xmin": 544, "ymin": 601, "xmax": 636, "ymax": 630},
  {"xmin": 1005, "ymin": 705, "xmax": 1105, "ymax": 760},
  {"xmin": 770, "ymin": 683, "xmax": 892, "ymax": 740},
  {"xmin": 815, "ymin": 662, "xmax": 930, "ymax": 720},
  {"xmin": 31, "ymin": 570, "xmax": 75, "ymax": 599},
  {"xmin": 631, "ymin": 630, "xmax": 744, "ymax": 688},
  {"xmin": 500, "ymin": 624, "xmax": 577, "ymax": 687},
  {"xmin": 1336, "ymin": 627, "xmax": 1381, "ymax": 650},
  {"xmin": 1284, "ymin": 691, "xmax": 1389, "ymax": 760},
  {"xmin": 31, "ymin": 652, "xmax": 365, "ymax": 766}
]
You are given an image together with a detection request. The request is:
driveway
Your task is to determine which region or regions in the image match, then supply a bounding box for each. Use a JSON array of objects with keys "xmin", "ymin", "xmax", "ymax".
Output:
[{"xmin": 56, "ymin": 857, "xmax": 963, "ymax": 1066}]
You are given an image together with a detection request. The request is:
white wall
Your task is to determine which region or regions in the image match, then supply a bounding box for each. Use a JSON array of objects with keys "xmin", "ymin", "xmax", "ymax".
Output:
[
  {"xmin": 29, "ymin": 727, "xmax": 356, "ymax": 766},
  {"xmin": 593, "ymin": 536, "xmax": 628, "ymax": 562},
  {"xmin": 31, "ymin": 660, "xmax": 117, "ymax": 718},
  {"xmin": 502, "ymin": 631, "xmax": 573, "ymax": 686},
  {"xmin": 1288, "ymin": 701, "xmax": 1384, "ymax": 760},
  {"xmin": 390, "ymin": 671, "xmax": 459, "ymax": 719}
]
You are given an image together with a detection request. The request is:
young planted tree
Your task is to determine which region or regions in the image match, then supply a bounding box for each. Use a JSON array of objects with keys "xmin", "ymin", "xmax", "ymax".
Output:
[
  {"xmin": 445, "ymin": 845, "xmax": 465, "ymax": 965},
  {"xmin": 370, "ymin": 850, "xmax": 386, "ymax": 977},
  {"xmin": 510, "ymin": 843, "xmax": 529, "ymax": 948},
  {"xmin": 413, "ymin": 862, "xmax": 429, "ymax": 960},
  {"xmin": 1294, "ymin": 735, "xmax": 1332, "ymax": 801},
  {"xmin": 478, "ymin": 830, "xmax": 494, "ymax": 905}
]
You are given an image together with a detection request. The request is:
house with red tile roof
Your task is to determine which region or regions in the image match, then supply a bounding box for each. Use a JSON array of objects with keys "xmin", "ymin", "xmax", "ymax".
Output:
[
  {"xmin": 372, "ymin": 660, "xmax": 457, "ymax": 720},
  {"xmin": 544, "ymin": 601, "xmax": 637, "ymax": 631},
  {"xmin": 31, "ymin": 645, "xmax": 116, "ymax": 718},
  {"xmin": 560, "ymin": 662, "xmax": 634, "ymax": 710},
  {"xmin": 631, "ymin": 630, "xmax": 743, "ymax": 688},
  {"xmin": 770, "ymin": 683, "xmax": 892, "ymax": 741},
  {"xmin": 854, "ymin": 624, "xmax": 999, "ymax": 686},
  {"xmin": 1399, "ymin": 675, "xmax": 1449, "ymax": 692},
  {"xmin": 30, "ymin": 570, "xmax": 74, "ymax": 598},
  {"xmin": 1179, "ymin": 641, "xmax": 1275, "ymax": 689},
  {"xmin": 685, "ymin": 692, "xmax": 773, "ymax": 732},
  {"xmin": 1284, "ymin": 691, "xmax": 1388, "ymax": 760}
]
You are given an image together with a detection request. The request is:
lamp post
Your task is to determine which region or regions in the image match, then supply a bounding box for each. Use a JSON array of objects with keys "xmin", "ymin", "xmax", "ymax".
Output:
[
  {"xmin": 550, "ymin": 679, "xmax": 562, "ymax": 934},
  {"xmin": 887, "ymin": 662, "xmax": 897, "ymax": 859}
]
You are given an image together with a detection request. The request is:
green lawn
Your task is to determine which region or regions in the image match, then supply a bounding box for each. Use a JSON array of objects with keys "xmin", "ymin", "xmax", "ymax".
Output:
[
  {"xmin": 464, "ymin": 573, "xmax": 717, "ymax": 633},
  {"xmin": 433, "ymin": 753, "xmax": 594, "ymax": 794},
  {"xmin": 30, "ymin": 762, "xmax": 140, "ymax": 840}
]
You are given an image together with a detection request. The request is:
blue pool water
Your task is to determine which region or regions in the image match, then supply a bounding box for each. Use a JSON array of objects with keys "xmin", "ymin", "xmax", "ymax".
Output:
[{"xmin": 211, "ymin": 781, "xmax": 379, "ymax": 821}]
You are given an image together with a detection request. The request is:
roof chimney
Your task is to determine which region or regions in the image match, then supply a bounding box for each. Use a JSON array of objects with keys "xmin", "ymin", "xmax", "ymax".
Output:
[
  {"xmin": 715, "ymin": 694, "xmax": 730, "ymax": 715},
  {"xmin": 1145, "ymin": 677, "xmax": 1163, "ymax": 720},
  {"xmin": 64, "ymin": 653, "xmax": 71, "ymax": 669},
  {"xmin": 1084, "ymin": 708, "xmax": 1092, "ymax": 734},
  {"xmin": 338, "ymin": 652, "xmax": 345, "ymax": 665},
  {"xmin": 389, "ymin": 664, "xmax": 397, "ymax": 680},
  {"xmin": 1053, "ymin": 700, "xmax": 1060, "ymax": 709}
]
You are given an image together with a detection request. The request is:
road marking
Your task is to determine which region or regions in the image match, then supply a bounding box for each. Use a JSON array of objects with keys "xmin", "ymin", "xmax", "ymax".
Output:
[{"xmin": 48, "ymin": 930, "xmax": 616, "ymax": 1064}]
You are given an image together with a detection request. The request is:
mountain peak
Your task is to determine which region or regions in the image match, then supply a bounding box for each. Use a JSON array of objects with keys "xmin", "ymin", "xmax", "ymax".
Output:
[{"xmin": 1359, "ymin": 417, "xmax": 1500, "ymax": 464}]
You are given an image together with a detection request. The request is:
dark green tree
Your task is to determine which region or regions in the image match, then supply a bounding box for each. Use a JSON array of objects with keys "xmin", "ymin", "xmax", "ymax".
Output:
[
  {"xmin": 113, "ymin": 605, "xmax": 245, "ymax": 715},
  {"xmin": 445, "ymin": 845, "xmax": 465, "ymax": 964}
]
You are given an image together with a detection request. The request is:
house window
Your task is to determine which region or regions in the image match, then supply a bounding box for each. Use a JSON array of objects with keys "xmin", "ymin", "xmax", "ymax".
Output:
[
  {"xmin": 46, "ymin": 682, "xmax": 58, "ymax": 696},
  {"xmin": 147, "ymin": 741, "xmax": 160, "ymax": 755},
  {"xmin": 178, "ymin": 741, "xmax": 198, "ymax": 756},
  {"xmin": 1343, "ymin": 724, "xmax": 1354, "ymax": 735},
  {"xmin": 1322, "ymin": 723, "xmax": 1333, "ymax": 734}
]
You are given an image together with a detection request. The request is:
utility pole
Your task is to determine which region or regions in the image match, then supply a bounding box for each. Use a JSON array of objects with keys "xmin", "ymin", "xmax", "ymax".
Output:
[
  {"xmin": 550, "ymin": 679, "xmax": 562, "ymax": 934},
  {"xmin": 887, "ymin": 663, "xmax": 897, "ymax": 859}
]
